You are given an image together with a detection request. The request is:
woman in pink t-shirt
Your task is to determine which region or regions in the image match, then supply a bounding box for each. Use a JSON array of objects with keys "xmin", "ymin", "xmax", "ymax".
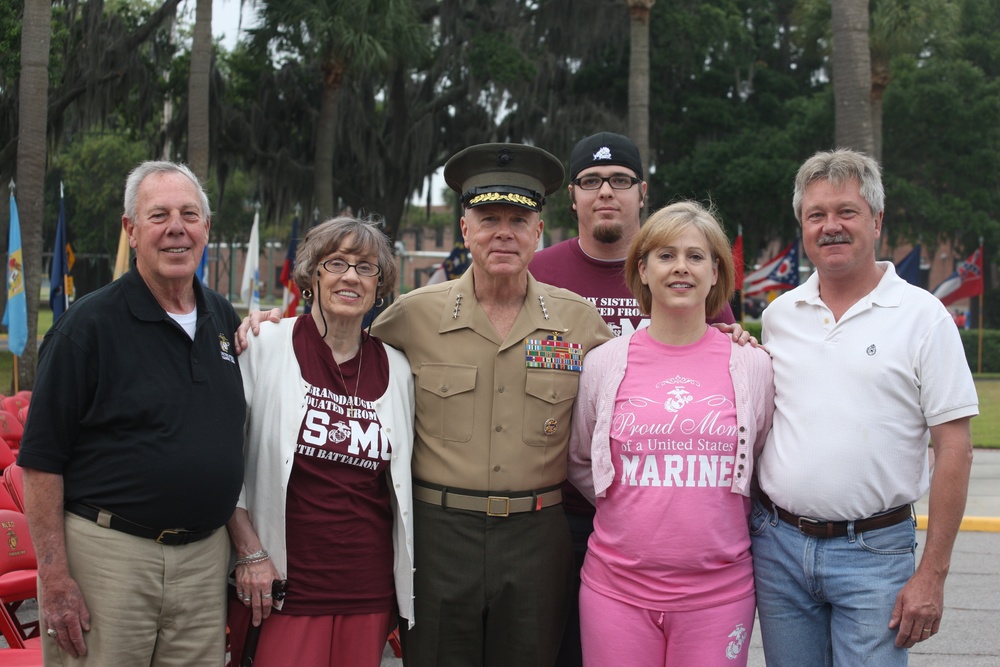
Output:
[{"xmin": 568, "ymin": 201, "xmax": 774, "ymax": 667}]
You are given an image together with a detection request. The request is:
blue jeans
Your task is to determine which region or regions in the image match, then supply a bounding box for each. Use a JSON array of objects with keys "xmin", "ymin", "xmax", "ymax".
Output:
[{"xmin": 750, "ymin": 498, "xmax": 917, "ymax": 667}]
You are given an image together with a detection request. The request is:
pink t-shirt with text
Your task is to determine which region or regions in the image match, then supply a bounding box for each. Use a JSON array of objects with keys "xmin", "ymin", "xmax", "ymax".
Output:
[{"xmin": 582, "ymin": 327, "xmax": 754, "ymax": 611}]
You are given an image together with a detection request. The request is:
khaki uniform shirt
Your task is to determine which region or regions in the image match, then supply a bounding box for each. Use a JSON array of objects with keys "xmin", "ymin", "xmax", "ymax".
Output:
[{"xmin": 373, "ymin": 269, "xmax": 613, "ymax": 492}]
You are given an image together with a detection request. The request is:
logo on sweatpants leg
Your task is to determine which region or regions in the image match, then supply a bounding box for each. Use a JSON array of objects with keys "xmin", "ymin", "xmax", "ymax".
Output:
[{"xmin": 726, "ymin": 623, "xmax": 747, "ymax": 660}]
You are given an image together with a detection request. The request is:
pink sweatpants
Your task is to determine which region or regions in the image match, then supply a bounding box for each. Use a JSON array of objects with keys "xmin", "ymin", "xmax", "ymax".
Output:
[{"xmin": 579, "ymin": 581, "xmax": 756, "ymax": 667}]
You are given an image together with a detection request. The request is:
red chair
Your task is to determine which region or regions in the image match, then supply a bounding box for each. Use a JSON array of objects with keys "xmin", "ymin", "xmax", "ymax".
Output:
[
  {"xmin": 0, "ymin": 399, "xmax": 26, "ymax": 423},
  {"xmin": 0, "ymin": 442, "xmax": 14, "ymax": 475},
  {"xmin": 0, "ymin": 603, "xmax": 41, "ymax": 654},
  {"xmin": 2, "ymin": 466, "xmax": 24, "ymax": 514},
  {"xmin": 14, "ymin": 408, "xmax": 26, "ymax": 428},
  {"xmin": 0, "ymin": 414, "xmax": 21, "ymax": 454},
  {"xmin": 0, "ymin": 510, "xmax": 39, "ymax": 643}
]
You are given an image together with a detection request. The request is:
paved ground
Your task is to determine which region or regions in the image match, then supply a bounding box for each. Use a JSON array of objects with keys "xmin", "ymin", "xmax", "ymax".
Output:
[
  {"xmin": 7, "ymin": 452, "xmax": 999, "ymax": 665},
  {"xmin": 381, "ymin": 449, "xmax": 1000, "ymax": 666}
]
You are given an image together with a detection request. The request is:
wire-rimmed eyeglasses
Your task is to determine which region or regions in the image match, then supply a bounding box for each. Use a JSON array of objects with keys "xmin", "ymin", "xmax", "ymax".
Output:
[
  {"xmin": 319, "ymin": 259, "xmax": 382, "ymax": 278},
  {"xmin": 571, "ymin": 174, "xmax": 641, "ymax": 190}
]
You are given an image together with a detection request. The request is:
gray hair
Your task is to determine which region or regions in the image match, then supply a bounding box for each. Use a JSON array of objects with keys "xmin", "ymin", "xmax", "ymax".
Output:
[
  {"xmin": 294, "ymin": 216, "xmax": 398, "ymax": 299},
  {"xmin": 792, "ymin": 149, "xmax": 884, "ymax": 222},
  {"xmin": 123, "ymin": 161, "xmax": 211, "ymax": 221}
]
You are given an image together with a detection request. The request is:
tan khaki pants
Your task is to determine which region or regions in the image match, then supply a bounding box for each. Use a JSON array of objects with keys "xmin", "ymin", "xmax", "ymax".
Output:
[{"xmin": 41, "ymin": 512, "xmax": 229, "ymax": 667}]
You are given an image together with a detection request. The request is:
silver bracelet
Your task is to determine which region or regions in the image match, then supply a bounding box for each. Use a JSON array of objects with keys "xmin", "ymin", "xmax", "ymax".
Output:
[{"xmin": 236, "ymin": 549, "xmax": 269, "ymax": 565}]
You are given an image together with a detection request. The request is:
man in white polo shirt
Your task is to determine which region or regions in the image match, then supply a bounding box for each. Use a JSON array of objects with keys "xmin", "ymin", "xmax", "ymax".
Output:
[{"xmin": 752, "ymin": 149, "xmax": 978, "ymax": 666}]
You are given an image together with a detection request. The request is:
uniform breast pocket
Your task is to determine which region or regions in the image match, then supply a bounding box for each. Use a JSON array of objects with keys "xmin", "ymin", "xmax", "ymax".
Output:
[
  {"xmin": 416, "ymin": 363, "xmax": 477, "ymax": 442},
  {"xmin": 522, "ymin": 370, "xmax": 579, "ymax": 447}
]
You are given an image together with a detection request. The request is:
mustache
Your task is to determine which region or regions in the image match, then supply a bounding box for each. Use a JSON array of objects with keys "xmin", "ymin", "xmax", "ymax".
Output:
[{"xmin": 817, "ymin": 234, "xmax": 852, "ymax": 246}]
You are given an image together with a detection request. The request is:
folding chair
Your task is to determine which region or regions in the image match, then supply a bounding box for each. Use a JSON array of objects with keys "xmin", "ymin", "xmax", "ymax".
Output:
[
  {"xmin": 0, "ymin": 416, "xmax": 21, "ymax": 455},
  {"xmin": 0, "ymin": 510, "xmax": 39, "ymax": 643},
  {"xmin": 1, "ymin": 468, "xmax": 24, "ymax": 515}
]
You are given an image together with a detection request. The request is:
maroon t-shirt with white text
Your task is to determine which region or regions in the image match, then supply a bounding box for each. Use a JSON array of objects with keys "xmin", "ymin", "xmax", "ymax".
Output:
[{"xmin": 280, "ymin": 315, "xmax": 394, "ymax": 615}]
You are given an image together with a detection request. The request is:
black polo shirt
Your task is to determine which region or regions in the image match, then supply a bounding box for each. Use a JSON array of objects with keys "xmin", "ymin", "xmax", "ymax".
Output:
[{"xmin": 19, "ymin": 262, "xmax": 245, "ymax": 532}]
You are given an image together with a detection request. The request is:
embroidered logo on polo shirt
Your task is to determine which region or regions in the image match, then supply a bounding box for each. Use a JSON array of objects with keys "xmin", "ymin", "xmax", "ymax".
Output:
[{"xmin": 219, "ymin": 334, "xmax": 236, "ymax": 364}]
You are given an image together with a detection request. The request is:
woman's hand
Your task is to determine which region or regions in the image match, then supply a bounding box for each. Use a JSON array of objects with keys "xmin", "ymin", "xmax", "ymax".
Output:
[{"xmin": 234, "ymin": 557, "xmax": 283, "ymax": 627}]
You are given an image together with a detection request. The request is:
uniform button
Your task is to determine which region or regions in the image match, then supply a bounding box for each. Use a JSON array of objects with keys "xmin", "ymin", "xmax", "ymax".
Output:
[
  {"xmin": 739, "ymin": 453, "xmax": 746, "ymax": 459},
  {"xmin": 441, "ymin": 385, "xmax": 449, "ymax": 393},
  {"xmin": 498, "ymin": 385, "xmax": 505, "ymax": 393},
  {"xmin": 395, "ymin": 483, "xmax": 400, "ymax": 488},
  {"xmin": 739, "ymin": 439, "xmax": 745, "ymax": 445},
  {"xmin": 737, "ymin": 472, "xmax": 742, "ymax": 478},
  {"xmin": 738, "ymin": 464, "xmax": 745, "ymax": 470},
  {"xmin": 551, "ymin": 392, "xmax": 558, "ymax": 399},
  {"xmin": 495, "ymin": 425, "xmax": 502, "ymax": 432},
  {"xmin": 739, "ymin": 426, "xmax": 746, "ymax": 432},
  {"xmin": 386, "ymin": 427, "xmax": 392, "ymax": 433},
  {"xmin": 493, "ymin": 465, "xmax": 501, "ymax": 472}
]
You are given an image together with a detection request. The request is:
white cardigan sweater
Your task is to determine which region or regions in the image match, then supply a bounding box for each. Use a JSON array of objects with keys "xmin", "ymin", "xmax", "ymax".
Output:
[{"xmin": 237, "ymin": 318, "xmax": 416, "ymax": 626}]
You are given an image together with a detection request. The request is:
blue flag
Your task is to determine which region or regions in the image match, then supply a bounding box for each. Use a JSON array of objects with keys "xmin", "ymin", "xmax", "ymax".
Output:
[
  {"xmin": 895, "ymin": 245, "xmax": 922, "ymax": 287},
  {"xmin": 50, "ymin": 185, "xmax": 70, "ymax": 321},
  {"xmin": 3, "ymin": 193, "xmax": 28, "ymax": 356},
  {"xmin": 195, "ymin": 247, "xmax": 209, "ymax": 286}
]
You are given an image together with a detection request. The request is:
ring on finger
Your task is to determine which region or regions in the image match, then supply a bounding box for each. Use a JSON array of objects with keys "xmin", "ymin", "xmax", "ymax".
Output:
[
  {"xmin": 922, "ymin": 629, "xmax": 932, "ymax": 635},
  {"xmin": 261, "ymin": 593, "xmax": 272, "ymax": 599},
  {"xmin": 47, "ymin": 628, "xmax": 58, "ymax": 638}
]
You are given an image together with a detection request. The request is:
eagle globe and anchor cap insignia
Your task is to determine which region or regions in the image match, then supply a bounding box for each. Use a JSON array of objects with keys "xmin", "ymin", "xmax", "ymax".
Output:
[{"xmin": 218, "ymin": 334, "xmax": 236, "ymax": 363}]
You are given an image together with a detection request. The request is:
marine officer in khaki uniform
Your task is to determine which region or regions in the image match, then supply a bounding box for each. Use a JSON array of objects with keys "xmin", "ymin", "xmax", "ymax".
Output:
[{"xmin": 373, "ymin": 144, "xmax": 613, "ymax": 666}]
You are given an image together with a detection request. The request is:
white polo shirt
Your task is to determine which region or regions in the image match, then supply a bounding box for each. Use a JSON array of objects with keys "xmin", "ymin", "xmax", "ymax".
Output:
[{"xmin": 758, "ymin": 262, "xmax": 978, "ymax": 520}]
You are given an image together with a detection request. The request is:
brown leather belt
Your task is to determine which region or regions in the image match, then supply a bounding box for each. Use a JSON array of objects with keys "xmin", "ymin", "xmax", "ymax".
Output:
[
  {"xmin": 413, "ymin": 482, "xmax": 562, "ymax": 517},
  {"xmin": 759, "ymin": 492, "xmax": 912, "ymax": 539}
]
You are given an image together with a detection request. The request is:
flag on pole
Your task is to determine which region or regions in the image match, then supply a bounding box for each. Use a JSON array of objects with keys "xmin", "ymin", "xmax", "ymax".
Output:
[
  {"xmin": 743, "ymin": 241, "xmax": 799, "ymax": 297},
  {"xmin": 3, "ymin": 191, "xmax": 28, "ymax": 356},
  {"xmin": 50, "ymin": 182, "xmax": 70, "ymax": 321},
  {"xmin": 732, "ymin": 225, "xmax": 744, "ymax": 291},
  {"xmin": 895, "ymin": 244, "xmax": 922, "ymax": 287},
  {"xmin": 932, "ymin": 245, "xmax": 983, "ymax": 307},
  {"xmin": 113, "ymin": 227, "xmax": 130, "ymax": 279},
  {"xmin": 195, "ymin": 247, "xmax": 209, "ymax": 286},
  {"xmin": 240, "ymin": 207, "xmax": 261, "ymax": 312},
  {"xmin": 279, "ymin": 212, "xmax": 300, "ymax": 317}
]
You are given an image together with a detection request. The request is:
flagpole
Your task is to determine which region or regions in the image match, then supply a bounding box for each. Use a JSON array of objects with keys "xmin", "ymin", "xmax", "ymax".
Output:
[{"xmin": 977, "ymin": 238, "xmax": 984, "ymax": 374}]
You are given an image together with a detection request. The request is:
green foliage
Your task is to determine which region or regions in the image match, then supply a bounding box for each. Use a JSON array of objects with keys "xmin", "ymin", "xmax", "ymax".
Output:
[
  {"xmin": 49, "ymin": 131, "xmax": 148, "ymax": 257},
  {"xmin": 959, "ymin": 329, "xmax": 1000, "ymax": 374},
  {"xmin": 883, "ymin": 55, "xmax": 1000, "ymax": 250},
  {"xmin": 468, "ymin": 33, "xmax": 537, "ymax": 85}
]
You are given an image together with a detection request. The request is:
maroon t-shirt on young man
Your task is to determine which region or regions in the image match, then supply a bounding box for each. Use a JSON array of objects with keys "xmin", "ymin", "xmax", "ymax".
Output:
[
  {"xmin": 281, "ymin": 316, "xmax": 394, "ymax": 615},
  {"xmin": 530, "ymin": 237, "xmax": 736, "ymax": 515}
]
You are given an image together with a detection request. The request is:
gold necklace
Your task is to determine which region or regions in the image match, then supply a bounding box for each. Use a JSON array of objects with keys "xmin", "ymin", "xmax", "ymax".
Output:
[{"xmin": 333, "ymin": 340, "xmax": 363, "ymax": 403}]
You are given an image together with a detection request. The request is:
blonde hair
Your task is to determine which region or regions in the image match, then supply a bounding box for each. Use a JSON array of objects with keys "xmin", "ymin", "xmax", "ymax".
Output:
[{"xmin": 625, "ymin": 201, "xmax": 735, "ymax": 318}]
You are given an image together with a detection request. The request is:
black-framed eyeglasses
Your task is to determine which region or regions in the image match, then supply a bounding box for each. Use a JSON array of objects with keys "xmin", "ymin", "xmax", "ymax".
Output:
[
  {"xmin": 571, "ymin": 175, "xmax": 641, "ymax": 190},
  {"xmin": 320, "ymin": 258, "xmax": 382, "ymax": 278}
]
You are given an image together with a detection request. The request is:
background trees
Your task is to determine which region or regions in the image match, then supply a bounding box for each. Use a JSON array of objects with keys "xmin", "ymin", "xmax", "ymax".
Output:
[{"xmin": 3, "ymin": 0, "xmax": 999, "ymax": 386}]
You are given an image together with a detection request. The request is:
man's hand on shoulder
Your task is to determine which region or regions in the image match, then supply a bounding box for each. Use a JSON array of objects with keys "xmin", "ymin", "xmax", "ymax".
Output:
[
  {"xmin": 711, "ymin": 322, "xmax": 759, "ymax": 347},
  {"xmin": 235, "ymin": 308, "xmax": 283, "ymax": 354}
]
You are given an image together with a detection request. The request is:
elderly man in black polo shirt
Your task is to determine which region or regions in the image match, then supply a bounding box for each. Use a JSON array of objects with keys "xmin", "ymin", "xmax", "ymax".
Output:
[{"xmin": 18, "ymin": 161, "xmax": 245, "ymax": 666}]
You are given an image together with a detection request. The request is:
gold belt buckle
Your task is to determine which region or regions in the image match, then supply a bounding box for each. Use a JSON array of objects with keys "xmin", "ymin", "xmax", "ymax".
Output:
[
  {"xmin": 156, "ymin": 529, "xmax": 181, "ymax": 544},
  {"xmin": 486, "ymin": 496, "xmax": 510, "ymax": 517}
]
